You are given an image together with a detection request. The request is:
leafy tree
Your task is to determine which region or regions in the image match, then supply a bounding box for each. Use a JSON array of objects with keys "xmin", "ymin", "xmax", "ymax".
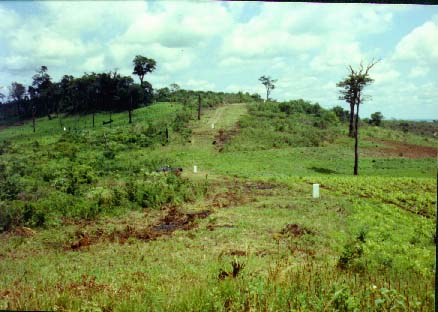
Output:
[
  {"xmin": 259, "ymin": 75, "xmax": 277, "ymax": 101},
  {"xmin": 8, "ymin": 82, "xmax": 26, "ymax": 116},
  {"xmin": 169, "ymin": 83, "xmax": 180, "ymax": 102},
  {"xmin": 332, "ymin": 105, "xmax": 349, "ymax": 123},
  {"xmin": 132, "ymin": 55, "xmax": 156, "ymax": 87},
  {"xmin": 0, "ymin": 91, "xmax": 5, "ymax": 104},
  {"xmin": 337, "ymin": 75, "xmax": 356, "ymax": 137},
  {"xmin": 31, "ymin": 66, "xmax": 53, "ymax": 119},
  {"xmin": 8, "ymin": 82, "xmax": 26, "ymax": 102},
  {"xmin": 338, "ymin": 60, "xmax": 379, "ymax": 175},
  {"xmin": 369, "ymin": 111, "xmax": 383, "ymax": 126},
  {"xmin": 169, "ymin": 83, "xmax": 180, "ymax": 93}
]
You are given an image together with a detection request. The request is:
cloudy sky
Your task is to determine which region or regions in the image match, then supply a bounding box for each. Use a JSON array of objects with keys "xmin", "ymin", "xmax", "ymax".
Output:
[{"xmin": 0, "ymin": 1, "xmax": 437, "ymax": 120}]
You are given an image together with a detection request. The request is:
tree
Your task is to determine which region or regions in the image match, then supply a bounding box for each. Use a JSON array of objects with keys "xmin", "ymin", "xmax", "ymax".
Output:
[
  {"xmin": 369, "ymin": 111, "xmax": 383, "ymax": 126},
  {"xmin": 8, "ymin": 82, "xmax": 26, "ymax": 116},
  {"xmin": 259, "ymin": 75, "xmax": 277, "ymax": 101},
  {"xmin": 337, "ymin": 76, "xmax": 356, "ymax": 137},
  {"xmin": 169, "ymin": 83, "xmax": 180, "ymax": 102},
  {"xmin": 332, "ymin": 105, "xmax": 349, "ymax": 123},
  {"xmin": 32, "ymin": 66, "xmax": 53, "ymax": 119},
  {"xmin": 0, "ymin": 92, "xmax": 4, "ymax": 104},
  {"xmin": 132, "ymin": 55, "xmax": 156, "ymax": 87},
  {"xmin": 169, "ymin": 83, "xmax": 180, "ymax": 93},
  {"xmin": 337, "ymin": 60, "xmax": 379, "ymax": 176}
]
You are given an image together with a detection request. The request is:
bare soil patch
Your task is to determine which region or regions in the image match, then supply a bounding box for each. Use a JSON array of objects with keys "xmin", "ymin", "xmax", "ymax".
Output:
[
  {"xmin": 218, "ymin": 260, "xmax": 245, "ymax": 280},
  {"xmin": 364, "ymin": 138, "xmax": 436, "ymax": 158},
  {"xmin": 66, "ymin": 206, "xmax": 212, "ymax": 250},
  {"xmin": 12, "ymin": 226, "xmax": 36, "ymax": 237},
  {"xmin": 213, "ymin": 128, "xmax": 239, "ymax": 152},
  {"xmin": 227, "ymin": 249, "xmax": 247, "ymax": 256},
  {"xmin": 280, "ymin": 224, "xmax": 312, "ymax": 237},
  {"xmin": 207, "ymin": 179, "xmax": 279, "ymax": 209}
]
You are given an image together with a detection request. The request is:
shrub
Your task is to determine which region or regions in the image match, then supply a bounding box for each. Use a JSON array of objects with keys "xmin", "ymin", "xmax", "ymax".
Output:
[
  {"xmin": 0, "ymin": 201, "xmax": 24, "ymax": 231},
  {"xmin": 0, "ymin": 174, "xmax": 21, "ymax": 201},
  {"xmin": 133, "ymin": 173, "xmax": 198, "ymax": 209}
]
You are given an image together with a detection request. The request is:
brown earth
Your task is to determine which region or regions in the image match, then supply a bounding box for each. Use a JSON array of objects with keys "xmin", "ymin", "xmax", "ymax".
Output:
[
  {"xmin": 207, "ymin": 179, "xmax": 279, "ymax": 209},
  {"xmin": 67, "ymin": 206, "xmax": 212, "ymax": 250},
  {"xmin": 280, "ymin": 224, "xmax": 312, "ymax": 237},
  {"xmin": 213, "ymin": 128, "xmax": 239, "ymax": 152},
  {"xmin": 218, "ymin": 259, "xmax": 245, "ymax": 280},
  {"xmin": 364, "ymin": 138, "xmax": 436, "ymax": 158}
]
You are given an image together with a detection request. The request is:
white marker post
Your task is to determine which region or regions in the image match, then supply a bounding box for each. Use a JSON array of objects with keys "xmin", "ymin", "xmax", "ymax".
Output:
[
  {"xmin": 193, "ymin": 165, "xmax": 198, "ymax": 173},
  {"xmin": 312, "ymin": 184, "xmax": 320, "ymax": 199},
  {"xmin": 211, "ymin": 123, "xmax": 215, "ymax": 129}
]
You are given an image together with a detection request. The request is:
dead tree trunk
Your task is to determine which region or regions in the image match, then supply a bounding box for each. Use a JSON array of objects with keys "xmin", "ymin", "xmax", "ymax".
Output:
[
  {"xmin": 197, "ymin": 94, "xmax": 201, "ymax": 120},
  {"xmin": 354, "ymin": 99, "xmax": 360, "ymax": 176},
  {"xmin": 349, "ymin": 102, "xmax": 355, "ymax": 137}
]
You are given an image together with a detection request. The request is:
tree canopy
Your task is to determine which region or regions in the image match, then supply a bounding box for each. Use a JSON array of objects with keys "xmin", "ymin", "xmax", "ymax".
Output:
[
  {"xmin": 259, "ymin": 75, "xmax": 277, "ymax": 101},
  {"xmin": 132, "ymin": 55, "xmax": 156, "ymax": 87}
]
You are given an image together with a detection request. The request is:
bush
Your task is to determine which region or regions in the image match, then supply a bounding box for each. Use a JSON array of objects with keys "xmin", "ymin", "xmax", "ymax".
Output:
[
  {"xmin": 133, "ymin": 173, "xmax": 198, "ymax": 209},
  {"xmin": 0, "ymin": 174, "xmax": 21, "ymax": 201},
  {"xmin": 0, "ymin": 201, "xmax": 24, "ymax": 232},
  {"xmin": 369, "ymin": 112, "xmax": 384, "ymax": 126}
]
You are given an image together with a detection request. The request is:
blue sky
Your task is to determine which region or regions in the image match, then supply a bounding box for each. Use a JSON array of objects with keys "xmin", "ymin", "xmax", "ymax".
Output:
[{"xmin": 0, "ymin": 1, "xmax": 437, "ymax": 120}]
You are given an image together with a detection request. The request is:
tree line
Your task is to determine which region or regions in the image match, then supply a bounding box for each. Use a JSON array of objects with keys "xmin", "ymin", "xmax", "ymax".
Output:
[
  {"xmin": 0, "ymin": 55, "xmax": 263, "ymax": 123},
  {"xmin": 0, "ymin": 55, "xmax": 157, "ymax": 122}
]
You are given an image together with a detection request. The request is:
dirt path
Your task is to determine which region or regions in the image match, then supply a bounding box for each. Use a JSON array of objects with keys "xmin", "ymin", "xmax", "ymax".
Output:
[{"xmin": 192, "ymin": 103, "xmax": 247, "ymax": 135}]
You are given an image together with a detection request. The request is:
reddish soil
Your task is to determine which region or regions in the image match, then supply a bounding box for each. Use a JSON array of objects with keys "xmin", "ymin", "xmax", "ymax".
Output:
[
  {"xmin": 213, "ymin": 128, "xmax": 239, "ymax": 152},
  {"xmin": 218, "ymin": 260, "xmax": 245, "ymax": 280},
  {"xmin": 364, "ymin": 138, "xmax": 436, "ymax": 158},
  {"xmin": 66, "ymin": 206, "xmax": 212, "ymax": 250},
  {"xmin": 208, "ymin": 179, "xmax": 278, "ymax": 209},
  {"xmin": 280, "ymin": 224, "xmax": 312, "ymax": 237},
  {"xmin": 228, "ymin": 250, "xmax": 247, "ymax": 256},
  {"xmin": 12, "ymin": 226, "xmax": 36, "ymax": 237}
]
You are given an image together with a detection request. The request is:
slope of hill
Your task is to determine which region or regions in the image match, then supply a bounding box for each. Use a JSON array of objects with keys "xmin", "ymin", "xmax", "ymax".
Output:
[{"xmin": 0, "ymin": 101, "xmax": 436, "ymax": 311}]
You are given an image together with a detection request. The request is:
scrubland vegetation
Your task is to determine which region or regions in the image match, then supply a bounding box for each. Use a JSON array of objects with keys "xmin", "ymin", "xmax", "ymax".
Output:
[{"xmin": 0, "ymin": 93, "xmax": 436, "ymax": 311}]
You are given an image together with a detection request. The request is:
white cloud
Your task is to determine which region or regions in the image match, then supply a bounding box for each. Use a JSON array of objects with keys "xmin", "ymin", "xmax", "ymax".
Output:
[
  {"xmin": 82, "ymin": 55, "xmax": 106, "ymax": 72},
  {"xmin": 0, "ymin": 6, "xmax": 18, "ymax": 34},
  {"xmin": 310, "ymin": 42, "xmax": 365, "ymax": 72},
  {"xmin": 394, "ymin": 19, "xmax": 438, "ymax": 63},
  {"xmin": 409, "ymin": 66, "xmax": 429, "ymax": 78},
  {"xmin": 371, "ymin": 60, "xmax": 400, "ymax": 85},
  {"xmin": 0, "ymin": 2, "xmax": 436, "ymax": 119},
  {"xmin": 184, "ymin": 79, "xmax": 215, "ymax": 91}
]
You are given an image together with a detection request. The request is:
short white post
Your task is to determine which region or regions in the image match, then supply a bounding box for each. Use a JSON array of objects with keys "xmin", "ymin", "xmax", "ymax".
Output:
[
  {"xmin": 312, "ymin": 184, "xmax": 320, "ymax": 199},
  {"xmin": 211, "ymin": 123, "xmax": 215, "ymax": 129},
  {"xmin": 63, "ymin": 127, "xmax": 66, "ymax": 131},
  {"xmin": 193, "ymin": 165, "xmax": 198, "ymax": 173}
]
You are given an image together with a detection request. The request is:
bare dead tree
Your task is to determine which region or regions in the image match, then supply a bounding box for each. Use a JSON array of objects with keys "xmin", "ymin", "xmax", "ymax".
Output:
[{"xmin": 338, "ymin": 59, "xmax": 379, "ymax": 175}]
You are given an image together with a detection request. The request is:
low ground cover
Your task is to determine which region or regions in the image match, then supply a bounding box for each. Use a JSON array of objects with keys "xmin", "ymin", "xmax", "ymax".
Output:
[{"xmin": 0, "ymin": 101, "xmax": 436, "ymax": 311}]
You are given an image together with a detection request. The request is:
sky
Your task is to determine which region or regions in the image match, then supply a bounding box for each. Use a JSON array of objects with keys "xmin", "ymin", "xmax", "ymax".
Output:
[{"xmin": 0, "ymin": 1, "xmax": 437, "ymax": 120}]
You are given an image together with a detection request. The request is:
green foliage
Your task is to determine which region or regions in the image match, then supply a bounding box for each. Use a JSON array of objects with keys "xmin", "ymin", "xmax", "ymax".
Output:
[
  {"xmin": 369, "ymin": 112, "xmax": 384, "ymax": 126},
  {"xmin": 0, "ymin": 161, "xmax": 22, "ymax": 201},
  {"xmin": 132, "ymin": 173, "xmax": 198, "ymax": 209},
  {"xmin": 0, "ymin": 201, "xmax": 24, "ymax": 231},
  {"xmin": 225, "ymin": 101, "xmax": 341, "ymax": 151}
]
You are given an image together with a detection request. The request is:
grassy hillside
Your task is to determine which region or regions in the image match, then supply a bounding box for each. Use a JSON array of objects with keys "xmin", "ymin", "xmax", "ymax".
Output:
[{"xmin": 0, "ymin": 101, "xmax": 436, "ymax": 311}]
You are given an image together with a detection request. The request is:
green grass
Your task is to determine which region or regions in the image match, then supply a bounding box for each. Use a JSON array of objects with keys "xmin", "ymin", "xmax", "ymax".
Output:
[{"xmin": 0, "ymin": 101, "xmax": 436, "ymax": 311}]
